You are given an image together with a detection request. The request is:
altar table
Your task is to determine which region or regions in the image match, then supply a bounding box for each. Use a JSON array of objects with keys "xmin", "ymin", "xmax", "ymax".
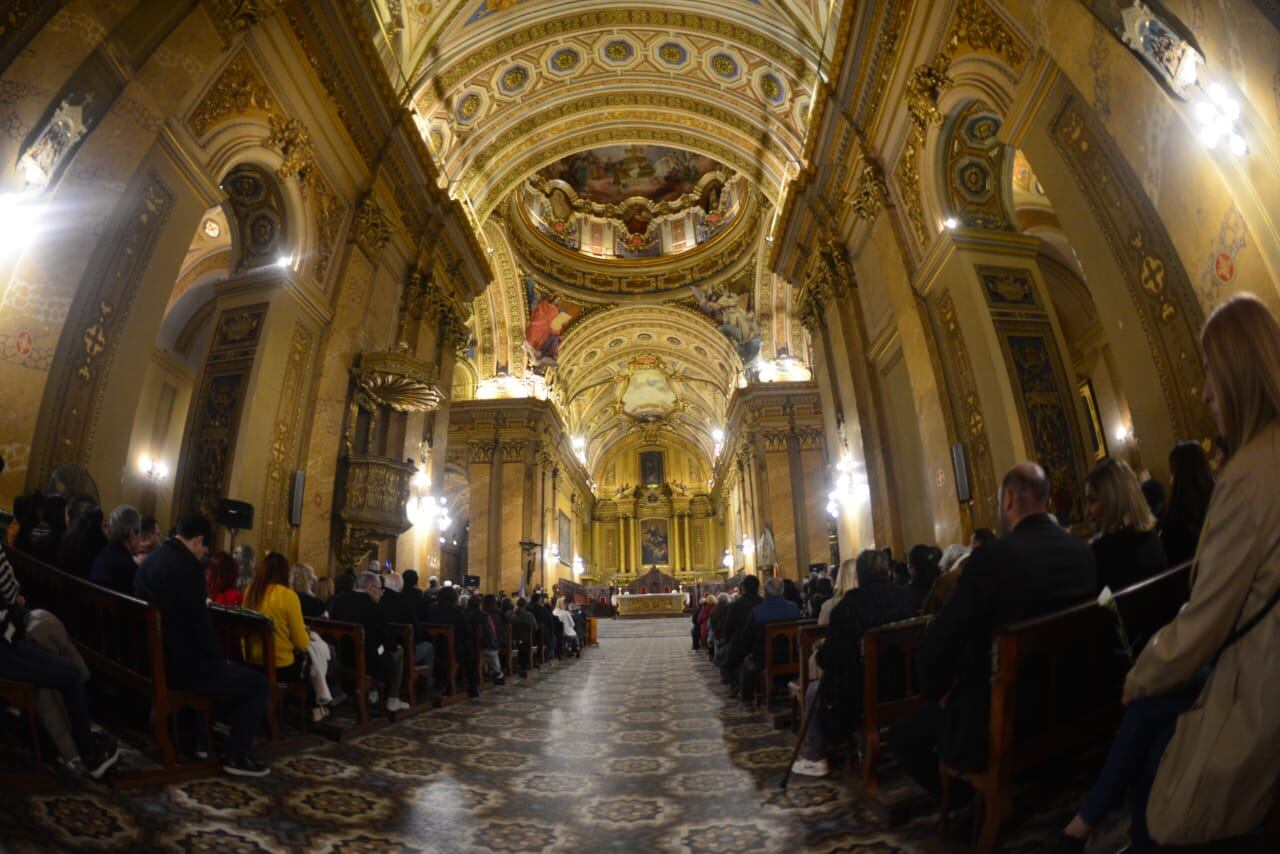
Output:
[{"xmin": 616, "ymin": 592, "xmax": 686, "ymax": 617}]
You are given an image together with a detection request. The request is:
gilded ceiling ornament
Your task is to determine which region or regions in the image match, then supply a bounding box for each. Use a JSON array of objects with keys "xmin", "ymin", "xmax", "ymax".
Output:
[
  {"xmin": 210, "ymin": 0, "xmax": 278, "ymax": 37},
  {"xmin": 942, "ymin": 0, "xmax": 1028, "ymax": 69},
  {"xmin": 352, "ymin": 350, "xmax": 443, "ymax": 413},
  {"xmin": 894, "ymin": 125, "xmax": 929, "ymax": 248},
  {"xmin": 905, "ymin": 56, "xmax": 953, "ymax": 130},
  {"xmin": 188, "ymin": 53, "xmax": 279, "ymax": 137},
  {"xmin": 849, "ymin": 157, "xmax": 888, "ymax": 221},
  {"xmin": 266, "ymin": 117, "xmax": 314, "ymax": 182},
  {"xmin": 353, "ymin": 194, "xmax": 394, "ymax": 257}
]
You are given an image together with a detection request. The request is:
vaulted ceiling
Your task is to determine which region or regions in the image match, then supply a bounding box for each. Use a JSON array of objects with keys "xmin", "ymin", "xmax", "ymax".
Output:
[{"xmin": 365, "ymin": 0, "xmax": 835, "ymax": 483}]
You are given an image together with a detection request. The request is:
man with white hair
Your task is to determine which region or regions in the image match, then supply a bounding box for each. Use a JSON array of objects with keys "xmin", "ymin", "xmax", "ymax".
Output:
[
  {"xmin": 89, "ymin": 505, "xmax": 143, "ymax": 595},
  {"xmin": 330, "ymin": 571, "xmax": 408, "ymax": 713}
]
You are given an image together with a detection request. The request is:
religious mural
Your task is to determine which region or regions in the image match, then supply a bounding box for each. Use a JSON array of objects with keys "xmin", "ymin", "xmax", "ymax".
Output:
[
  {"xmin": 640, "ymin": 517, "xmax": 669, "ymax": 565},
  {"xmin": 523, "ymin": 276, "xmax": 580, "ymax": 371},
  {"xmin": 537, "ymin": 145, "xmax": 726, "ymax": 205},
  {"xmin": 639, "ymin": 450, "xmax": 665, "ymax": 485},
  {"xmin": 621, "ymin": 366, "xmax": 678, "ymax": 422},
  {"xmin": 691, "ymin": 278, "xmax": 761, "ymax": 362}
]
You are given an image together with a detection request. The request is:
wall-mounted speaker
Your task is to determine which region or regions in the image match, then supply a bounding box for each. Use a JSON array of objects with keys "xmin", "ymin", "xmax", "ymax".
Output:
[
  {"xmin": 289, "ymin": 470, "xmax": 305, "ymax": 526},
  {"xmin": 951, "ymin": 443, "xmax": 972, "ymax": 504},
  {"xmin": 215, "ymin": 498, "xmax": 254, "ymax": 531}
]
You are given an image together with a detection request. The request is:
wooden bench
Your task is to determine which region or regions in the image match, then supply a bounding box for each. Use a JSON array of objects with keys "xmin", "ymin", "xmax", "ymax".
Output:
[
  {"xmin": 387, "ymin": 622, "xmax": 434, "ymax": 710},
  {"xmin": 859, "ymin": 616, "xmax": 929, "ymax": 795},
  {"xmin": 939, "ymin": 563, "xmax": 1192, "ymax": 850},
  {"xmin": 495, "ymin": 622, "xmax": 519, "ymax": 678},
  {"xmin": 506, "ymin": 621, "xmax": 539, "ymax": 675},
  {"xmin": 795, "ymin": 623, "xmax": 827, "ymax": 728},
  {"xmin": 304, "ymin": 617, "xmax": 387, "ymax": 738},
  {"xmin": 0, "ymin": 677, "xmax": 55, "ymax": 788},
  {"xmin": 421, "ymin": 623, "xmax": 467, "ymax": 705},
  {"xmin": 10, "ymin": 549, "xmax": 219, "ymax": 786},
  {"xmin": 209, "ymin": 605, "xmax": 311, "ymax": 746},
  {"xmin": 762, "ymin": 619, "xmax": 814, "ymax": 708}
]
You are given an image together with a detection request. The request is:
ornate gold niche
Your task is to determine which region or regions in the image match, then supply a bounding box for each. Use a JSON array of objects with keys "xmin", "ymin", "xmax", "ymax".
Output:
[{"xmin": 336, "ymin": 348, "xmax": 445, "ymax": 568}]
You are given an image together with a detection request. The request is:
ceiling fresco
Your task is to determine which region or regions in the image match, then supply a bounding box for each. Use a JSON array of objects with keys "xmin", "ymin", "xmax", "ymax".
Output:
[{"xmin": 537, "ymin": 145, "xmax": 728, "ymax": 206}]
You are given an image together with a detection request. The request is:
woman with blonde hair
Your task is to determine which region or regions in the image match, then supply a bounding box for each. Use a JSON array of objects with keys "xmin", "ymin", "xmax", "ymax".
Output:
[
  {"xmin": 1046, "ymin": 294, "xmax": 1280, "ymax": 852},
  {"xmin": 290, "ymin": 562, "xmax": 326, "ymax": 618},
  {"xmin": 1085, "ymin": 457, "xmax": 1168, "ymax": 593}
]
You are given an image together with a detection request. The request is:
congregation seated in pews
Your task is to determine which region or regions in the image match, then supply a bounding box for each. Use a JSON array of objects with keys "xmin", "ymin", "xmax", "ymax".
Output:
[
  {"xmin": 0, "ymin": 489, "xmax": 591, "ymax": 784},
  {"xmin": 699, "ymin": 293, "xmax": 1280, "ymax": 853}
]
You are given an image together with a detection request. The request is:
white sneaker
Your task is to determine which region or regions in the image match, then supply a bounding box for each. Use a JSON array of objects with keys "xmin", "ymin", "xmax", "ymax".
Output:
[
  {"xmin": 367, "ymin": 690, "xmax": 379, "ymax": 706},
  {"xmin": 790, "ymin": 758, "xmax": 829, "ymax": 777},
  {"xmin": 386, "ymin": 698, "xmax": 409, "ymax": 712}
]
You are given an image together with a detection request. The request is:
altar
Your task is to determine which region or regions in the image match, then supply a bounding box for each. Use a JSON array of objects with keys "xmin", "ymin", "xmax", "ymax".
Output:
[{"xmin": 615, "ymin": 592, "xmax": 686, "ymax": 618}]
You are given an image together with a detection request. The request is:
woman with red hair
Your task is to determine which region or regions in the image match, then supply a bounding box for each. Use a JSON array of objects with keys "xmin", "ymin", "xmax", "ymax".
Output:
[{"xmin": 205, "ymin": 551, "xmax": 241, "ymax": 606}]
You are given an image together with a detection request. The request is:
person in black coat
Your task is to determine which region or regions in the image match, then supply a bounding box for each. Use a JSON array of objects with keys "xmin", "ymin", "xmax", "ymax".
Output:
[
  {"xmin": 89, "ymin": 505, "xmax": 142, "ymax": 595},
  {"xmin": 379, "ymin": 572, "xmax": 433, "ymax": 669},
  {"xmin": 888, "ymin": 463, "xmax": 1096, "ymax": 800},
  {"xmin": 57, "ymin": 501, "xmax": 106, "ymax": 579},
  {"xmin": 1085, "ymin": 458, "xmax": 1168, "ymax": 592},
  {"xmin": 329, "ymin": 572, "xmax": 407, "ymax": 712},
  {"xmin": 1160, "ymin": 440, "xmax": 1215, "ymax": 566},
  {"xmin": 526, "ymin": 592, "xmax": 560, "ymax": 660},
  {"xmin": 717, "ymin": 575, "xmax": 761, "ymax": 685},
  {"xmin": 427, "ymin": 586, "xmax": 477, "ymax": 696},
  {"xmin": 133, "ymin": 513, "xmax": 270, "ymax": 776}
]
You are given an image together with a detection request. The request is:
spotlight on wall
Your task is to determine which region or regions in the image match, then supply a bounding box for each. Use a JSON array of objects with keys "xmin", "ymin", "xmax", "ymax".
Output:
[
  {"xmin": 943, "ymin": 217, "xmax": 959, "ymax": 230},
  {"xmin": 275, "ymin": 255, "xmax": 292, "ymax": 268},
  {"xmin": 1195, "ymin": 83, "xmax": 1247, "ymax": 155},
  {"xmin": 0, "ymin": 193, "xmax": 40, "ymax": 255},
  {"xmin": 139, "ymin": 454, "xmax": 169, "ymax": 481}
]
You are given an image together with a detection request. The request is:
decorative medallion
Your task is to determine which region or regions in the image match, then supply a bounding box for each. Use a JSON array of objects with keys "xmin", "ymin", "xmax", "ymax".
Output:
[
  {"xmin": 499, "ymin": 65, "xmax": 530, "ymax": 93},
  {"xmin": 760, "ymin": 72, "xmax": 785, "ymax": 104},
  {"xmin": 710, "ymin": 53, "xmax": 739, "ymax": 79},
  {"xmin": 456, "ymin": 92, "xmax": 482, "ymax": 122},
  {"xmin": 548, "ymin": 47, "xmax": 580, "ymax": 73},
  {"xmin": 657, "ymin": 42, "xmax": 688, "ymax": 65},
  {"xmin": 602, "ymin": 39, "xmax": 634, "ymax": 63}
]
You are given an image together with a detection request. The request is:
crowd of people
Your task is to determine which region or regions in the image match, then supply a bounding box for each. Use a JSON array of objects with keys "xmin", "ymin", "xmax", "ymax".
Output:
[
  {"xmin": 693, "ymin": 294, "xmax": 1279, "ymax": 851},
  {"xmin": 0, "ymin": 489, "xmax": 591, "ymax": 779}
]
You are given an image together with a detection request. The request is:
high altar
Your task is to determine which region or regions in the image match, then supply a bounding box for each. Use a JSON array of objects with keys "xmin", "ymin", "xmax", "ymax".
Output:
[{"xmin": 616, "ymin": 592, "xmax": 687, "ymax": 617}]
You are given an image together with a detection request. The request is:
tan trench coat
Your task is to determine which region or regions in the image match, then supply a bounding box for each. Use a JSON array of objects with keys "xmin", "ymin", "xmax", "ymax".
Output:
[{"xmin": 1126, "ymin": 422, "xmax": 1280, "ymax": 844}]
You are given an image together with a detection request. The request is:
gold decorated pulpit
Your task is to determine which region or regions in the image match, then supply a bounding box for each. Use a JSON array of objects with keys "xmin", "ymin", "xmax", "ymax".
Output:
[{"xmin": 616, "ymin": 592, "xmax": 686, "ymax": 617}]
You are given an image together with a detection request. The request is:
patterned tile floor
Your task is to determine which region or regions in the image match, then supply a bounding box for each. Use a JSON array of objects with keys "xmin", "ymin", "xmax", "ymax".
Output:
[{"xmin": 0, "ymin": 619, "xmax": 1095, "ymax": 852}]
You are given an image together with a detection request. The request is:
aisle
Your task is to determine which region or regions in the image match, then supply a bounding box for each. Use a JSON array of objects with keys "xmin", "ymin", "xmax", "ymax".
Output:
[{"xmin": 0, "ymin": 620, "xmax": 1082, "ymax": 852}]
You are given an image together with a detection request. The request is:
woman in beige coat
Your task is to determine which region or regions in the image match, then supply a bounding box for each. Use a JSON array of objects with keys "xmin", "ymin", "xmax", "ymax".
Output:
[{"xmin": 1046, "ymin": 293, "xmax": 1280, "ymax": 852}]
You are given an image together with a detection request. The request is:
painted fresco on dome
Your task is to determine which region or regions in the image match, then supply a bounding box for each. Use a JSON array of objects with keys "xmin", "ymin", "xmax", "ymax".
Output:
[
  {"xmin": 465, "ymin": 0, "xmax": 529, "ymax": 25},
  {"xmin": 621, "ymin": 368, "xmax": 678, "ymax": 422},
  {"xmin": 523, "ymin": 276, "xmax": 585, "ymax": 373},
  {"xmin": 691, "ymin": 278, "xmax": 761, "ymax": 363},
  {"xmin": 538, "ymin": 145, "xmax": 725, "ymax": 205}
]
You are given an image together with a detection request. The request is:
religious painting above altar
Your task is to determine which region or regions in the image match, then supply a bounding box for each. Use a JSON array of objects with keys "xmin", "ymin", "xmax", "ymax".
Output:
[
  {"xmin": 639, "ymin": 450, "xmax": 665, "ymax": 485},
  {"xmin": 640, "ymin": 518, "xmax": 669, "ymax": 565}
]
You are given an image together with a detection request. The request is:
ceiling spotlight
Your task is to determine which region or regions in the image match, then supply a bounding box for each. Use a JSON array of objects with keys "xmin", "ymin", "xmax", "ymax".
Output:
[
  {"xmin": 276, "ymin": 255, "xmax": 291, "ymax": 268},
  {"xmin": 1194, "ymin": 83, "xmax": 1247, "ymax": 155},
  {"xmin": 943, "ymin": 217, "xmax": 959, "ymax": 230}
]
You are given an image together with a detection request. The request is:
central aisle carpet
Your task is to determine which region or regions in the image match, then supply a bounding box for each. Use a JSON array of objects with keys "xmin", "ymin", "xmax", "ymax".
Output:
[{"xmin": 0, "ymin": 620, "xmax": 1088, "ymax": 852}]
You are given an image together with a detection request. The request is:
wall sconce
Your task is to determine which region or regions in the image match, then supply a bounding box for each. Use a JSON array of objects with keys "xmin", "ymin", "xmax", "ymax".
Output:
[
  {"xmin": 741, "ymin": 538, "xmax": 754, "ymax": 557},
  {"xmin": 722, "ymin": 548, "xmax": 732, "ymax": 569},
  {"xmin": 1195, "ymin": 83, "xmax": 1247, "ymax": 155},
  {"xmin": 826, "ymin": 452, "xmax": 870, "ymax": 518},
  {"xmin": 572, "ymin": 555, "xmax": 584, "ymax": 577},
  {"xmin": 139, "ymin": 454, "xmax": 169, "ymax": 482}
]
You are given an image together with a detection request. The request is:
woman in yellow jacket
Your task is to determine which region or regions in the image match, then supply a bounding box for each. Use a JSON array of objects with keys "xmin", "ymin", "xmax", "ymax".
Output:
[{"xmin": 243, "ymin": 552, "xmax": 312, "ymax": 683}]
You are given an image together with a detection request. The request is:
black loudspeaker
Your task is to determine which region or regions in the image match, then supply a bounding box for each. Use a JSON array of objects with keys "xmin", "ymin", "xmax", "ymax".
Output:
[
  {"xmin": 951, "ymin": 443, "xmax": 971, "ymax": 504},
  {"xmin": 464, "ymin": 574, "xmax": 481, "ymax": 588},
  {"xmin": 215, "ymin": 498, "xmax": 254, "ymax": 531},
  {"xmin": 289, "ymin": 470, "xmax": 305, "ymax": 526}
]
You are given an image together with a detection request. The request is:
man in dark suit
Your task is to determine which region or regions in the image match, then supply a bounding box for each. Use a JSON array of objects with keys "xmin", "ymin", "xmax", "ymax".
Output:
[
  {"xmin": 427, "ymin": 586, "xmax": 478, "ymax": 697},
  {"xmin": 330, "ymin": 571, "xmax": 407, "ymax": 713},
  {"xmin": 718, "ymin": 575, "xmax": 761, "ymax": 685},
  {"xmin": 380, "ymin": 572, "xmax": 433, "ymax": 670},
  {"xmin": 888, "ymin": 462, "xmax": 1096, "ymax": 800},
  {"xmin": 133, "ymin": 513, "xmax": 270, "ymax": 777}
]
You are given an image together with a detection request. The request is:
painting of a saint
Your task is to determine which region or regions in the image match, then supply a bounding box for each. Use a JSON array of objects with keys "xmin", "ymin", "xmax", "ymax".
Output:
[
  {"xmin": 640, "ymin": 518, "xmax": 669, "ymax": 565},
  {"xmin": 640, "ymin": 450, "xmax": 664, "ymax": 485},
  {"xmin": 524, "ymin": 277, "xmax": 573, "ymax": 371},
  {"xmin": 558, "ymin": 511, "xmax": 572, "ymax": 566},
  {"xmin": 691, "ymin": 282, "xmax": 761, "ymax": 362}
]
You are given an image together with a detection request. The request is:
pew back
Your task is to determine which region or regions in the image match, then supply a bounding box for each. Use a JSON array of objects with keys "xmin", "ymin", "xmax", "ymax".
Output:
[
  {"xmin": 762, "ymin": 619, "xmax": 814, "ymax": 707},
  {"xmin": 859, "ymin": 616, "xmax": 928, "ymax": 792}
]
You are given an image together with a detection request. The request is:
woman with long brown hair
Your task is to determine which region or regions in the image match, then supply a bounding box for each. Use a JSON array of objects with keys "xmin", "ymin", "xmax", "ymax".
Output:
[{"xmin": 1045, "ymin": 294, "xmax": 1280, "ymax": 852}]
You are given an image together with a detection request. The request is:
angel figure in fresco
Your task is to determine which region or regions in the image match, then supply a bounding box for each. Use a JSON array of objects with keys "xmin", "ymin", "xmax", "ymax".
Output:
[{"xmin": 524, "ymin": 276, "xmax": 571, "ymax": 370}]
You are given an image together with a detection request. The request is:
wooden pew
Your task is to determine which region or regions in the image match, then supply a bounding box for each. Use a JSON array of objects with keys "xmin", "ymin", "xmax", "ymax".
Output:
[
  {"xmin": 304, "ymin": 617, "xmax": 387, "ymax": 738},
  {"xmin": 762, "ymin": 619, "xmax": 814, "ymax": 707},
  {"xmin": 939, "ymin": 564, "xmax": 1192, "ymax": 851},
  {"xmin": 421, "ymin": 623, "xmax": 466, "ymax": 705},
  {"xmin": 859, "ymin": 616, "xmax": 929, "ymax": 796},
  {"xmin": 585, "ymin": 615, "xmax": 599, "ymax": 646},
  {"xmin": 506, "ymin": 621, "xmax": 539, "ymax": 675},
  {"xmin": 0, "ymin": 677, "xmax": 55, "ymax": 788},
  {"xmin": 387, "ymin": 623, "xmax": 434, "ymax": 710},
  {"xmin": 10, "ymin": 549, "xmax": 219, "ymax": 786},
  {"xmin": 208, "ymin": 605, "xmax": 311, "ymax": 746},
  {"xmin": 795, "ymin": 623, "xmax": 827, "ymax": 728},
  {"xmin": 495, "ymin": 622, "xmax": 518, "ymax": 678}
]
